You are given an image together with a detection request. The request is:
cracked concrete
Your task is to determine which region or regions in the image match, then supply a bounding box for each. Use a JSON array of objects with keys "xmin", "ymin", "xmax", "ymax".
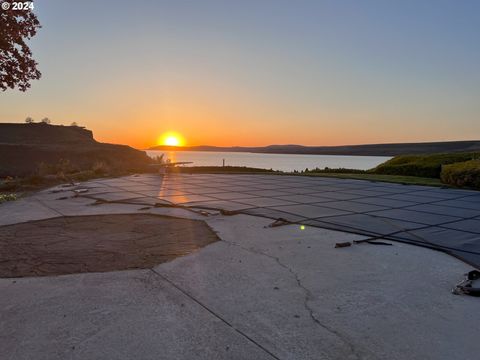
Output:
[
  {"xmin": 216, "ymin": 235, "xmax": 361, "ymax": 360},
  {"xmin": 1, "ymin": 175, "xmax": 480, "ymax": 359},
  {"xmin": 154, "ymin": 215, "xmax": 480, "ymax": 360}
]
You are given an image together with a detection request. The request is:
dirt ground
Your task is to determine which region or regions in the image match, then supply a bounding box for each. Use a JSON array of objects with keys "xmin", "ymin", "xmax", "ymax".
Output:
[{"xmin": 0, "ymin": 214, "xmax": 219, "ymax": 278}]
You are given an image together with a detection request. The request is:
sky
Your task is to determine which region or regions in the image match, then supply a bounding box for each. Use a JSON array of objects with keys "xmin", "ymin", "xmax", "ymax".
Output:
[{"xmin": 1, "ymin": 0, "xmax": 479, "ymax": 149}]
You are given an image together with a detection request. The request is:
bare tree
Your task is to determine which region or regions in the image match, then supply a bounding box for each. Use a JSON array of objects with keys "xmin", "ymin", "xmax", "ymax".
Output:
[
  {"xmin": 25, "ymin": 116, "xmax": 34, "ymax": 123},
  {"xmin": 40, "ymin": 117, "xmax": 51, "ymax": 124}
]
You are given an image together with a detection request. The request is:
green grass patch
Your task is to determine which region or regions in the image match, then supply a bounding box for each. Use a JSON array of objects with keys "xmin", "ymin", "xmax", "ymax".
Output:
[{"xmin": 372, "ymin": 152, "xmax": 480, "ymax": 178}]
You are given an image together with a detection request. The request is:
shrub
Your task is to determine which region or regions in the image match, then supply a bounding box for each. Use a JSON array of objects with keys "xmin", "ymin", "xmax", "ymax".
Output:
[
  {"xmin": 37, "ymin": 159, "xmax": 77, "ymax": 176},
  {"xmin": 92, "ymin": 161, "xmax": 109, "ymax": 175},
  {"xmin": 24, "ymin": 174, "xmax": 45, "ymax": 185},
  {"xmin": 440, "ymin": 160, "xmax": 480, "ymax": 189},
  {"xmin": 372, "ymin": 152, "xmax": 480, "ymax": 178},
  {"xmin": 0, "ymin": 193, "xmax": 17, "ymax": 203},
  {"xmin": 151, "ymin": 154, "xmax": 165, "ymax": 164}
]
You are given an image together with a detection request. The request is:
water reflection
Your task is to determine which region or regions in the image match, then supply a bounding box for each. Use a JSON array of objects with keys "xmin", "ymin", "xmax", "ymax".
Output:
[{"xmin": 147, "ymin": 150, "xmax": 390, "ymax": 172}]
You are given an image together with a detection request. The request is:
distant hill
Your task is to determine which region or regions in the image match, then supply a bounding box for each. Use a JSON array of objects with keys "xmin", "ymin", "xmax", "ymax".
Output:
[
  {"xmin": 149, "ymin": 141, "xmax": 480, "ymax": 156},
  {"xmin": 0, "ymin": 123, "xmax": 151, "ymax": 176}
]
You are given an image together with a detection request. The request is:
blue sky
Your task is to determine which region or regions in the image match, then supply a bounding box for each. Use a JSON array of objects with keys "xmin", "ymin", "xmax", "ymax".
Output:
[{"xmin": 1, "ymin": 0, "xmax": 479, "ymax": 147}]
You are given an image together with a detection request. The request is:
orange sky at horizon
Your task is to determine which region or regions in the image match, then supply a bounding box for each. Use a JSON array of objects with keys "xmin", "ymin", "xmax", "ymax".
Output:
[
  {"xmin": 72, "ymin": 88, "xmax": 475, "ymax": 149},
  {"xmin": 83, "ymin": 91, "xmax": 468, "ymax": 149},
  {"xmin": 67, "ymin": 78, "xmax": 472, "ymax": 150},
  {"xmin": 91, "ymin": 111, "xmax": 470, "ymax": 150},
  {"xmin": 3, "ymin": 80, "xmax": 476, "ymax": 150}
]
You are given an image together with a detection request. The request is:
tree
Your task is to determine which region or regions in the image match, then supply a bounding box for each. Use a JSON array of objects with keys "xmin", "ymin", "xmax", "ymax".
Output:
[
  {"xmin": 24, "ymin": 116, "xmax": 34, "ymax": 123},
  {"xmin": 40, "ymin": 117, "xmax": 50, "ymax": 124},
  {"xmin": 70, "ymin": 122, "xmax": 78, "ymax": 127},
  {"xmin": 0, "ymin": 1, "xmax": 41, "ymax": 91}
]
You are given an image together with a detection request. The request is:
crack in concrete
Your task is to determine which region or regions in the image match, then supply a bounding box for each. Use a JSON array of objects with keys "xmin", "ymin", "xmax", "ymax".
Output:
[
  {"xmin": 34, "ymin": 198, "xmax": 65, "ymax": 217},
  {"xmin": 149, "ymin": 268, "xmax": 281, "ymax": 360},
  {"xmin": 220, "ymin": 238, "xmax": 363, "ymax": 360}
]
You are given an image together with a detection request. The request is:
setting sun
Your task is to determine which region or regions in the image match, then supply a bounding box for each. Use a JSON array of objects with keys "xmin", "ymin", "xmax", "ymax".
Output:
[
  {"xmin": 158, "ymin": 132, "xmax": 185, "ymax": 147},
  {"xmin": 165, "ymin": 136, "xmax": 180, "ymax": 146}
]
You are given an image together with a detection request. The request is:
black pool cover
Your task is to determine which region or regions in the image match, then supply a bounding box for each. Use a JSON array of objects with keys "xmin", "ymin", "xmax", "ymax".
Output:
[{"xmin": 87, "ymin": 174, "xmax": 480, "ymax": 268}]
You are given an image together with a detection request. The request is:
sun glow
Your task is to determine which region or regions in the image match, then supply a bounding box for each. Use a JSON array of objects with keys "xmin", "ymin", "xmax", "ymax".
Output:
[{"xmin": 158, "ymin": 132, "xmax": 185, "ymax": 147}]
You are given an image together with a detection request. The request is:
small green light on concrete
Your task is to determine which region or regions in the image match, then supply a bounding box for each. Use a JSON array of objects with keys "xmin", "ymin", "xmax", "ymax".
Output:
[{"xmin": 300, "ymin": 225, "xmax": 306, "ymax": 230}]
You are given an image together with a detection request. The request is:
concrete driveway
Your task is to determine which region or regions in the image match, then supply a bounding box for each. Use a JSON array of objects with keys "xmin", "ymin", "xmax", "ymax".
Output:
[{"xmin": 1, "ymin": 174, "xmax": 479, "ymax": 360}]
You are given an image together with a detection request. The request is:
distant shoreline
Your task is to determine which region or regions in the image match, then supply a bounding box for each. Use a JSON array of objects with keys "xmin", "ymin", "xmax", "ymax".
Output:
[
  {"xmin": 148, "ymin": 140, "xmax": 480, "ymax": 157},
  {"xmin": 147, "ymin": 149, "xmax": 389, "ymax": 158}
]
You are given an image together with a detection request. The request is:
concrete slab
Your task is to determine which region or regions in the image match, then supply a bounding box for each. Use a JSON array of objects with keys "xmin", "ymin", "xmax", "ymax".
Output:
[
  {"xmin": 0, "ymin": 198, "xmax": 60, "ymax": 226},
  {"xmin": 155, "ymin": 215, "xmax": 480, "ymax": 360},
  {"xmin": 34, "ymin": 196, "xmax": 97, "ymax": 215},
  {"xmin": 3, "ymin": 175, "xmax": 480, "ymax": 359},
  {"xmin": 45, "ymin": 201, "xmax": 149, "ymax": 217},
  {"xmin": 0, "ymin": 270, "xmax": 274, "ymax": 360},
  {"xmin": 87, "ymin": 191, "xmax": 146, "ymax": 202}
]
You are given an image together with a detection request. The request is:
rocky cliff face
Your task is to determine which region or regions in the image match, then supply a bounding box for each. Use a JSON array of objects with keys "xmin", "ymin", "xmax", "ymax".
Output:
[{"xmin": 0, "ymin": 123, "xmax": 151, "ymax": 176}]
